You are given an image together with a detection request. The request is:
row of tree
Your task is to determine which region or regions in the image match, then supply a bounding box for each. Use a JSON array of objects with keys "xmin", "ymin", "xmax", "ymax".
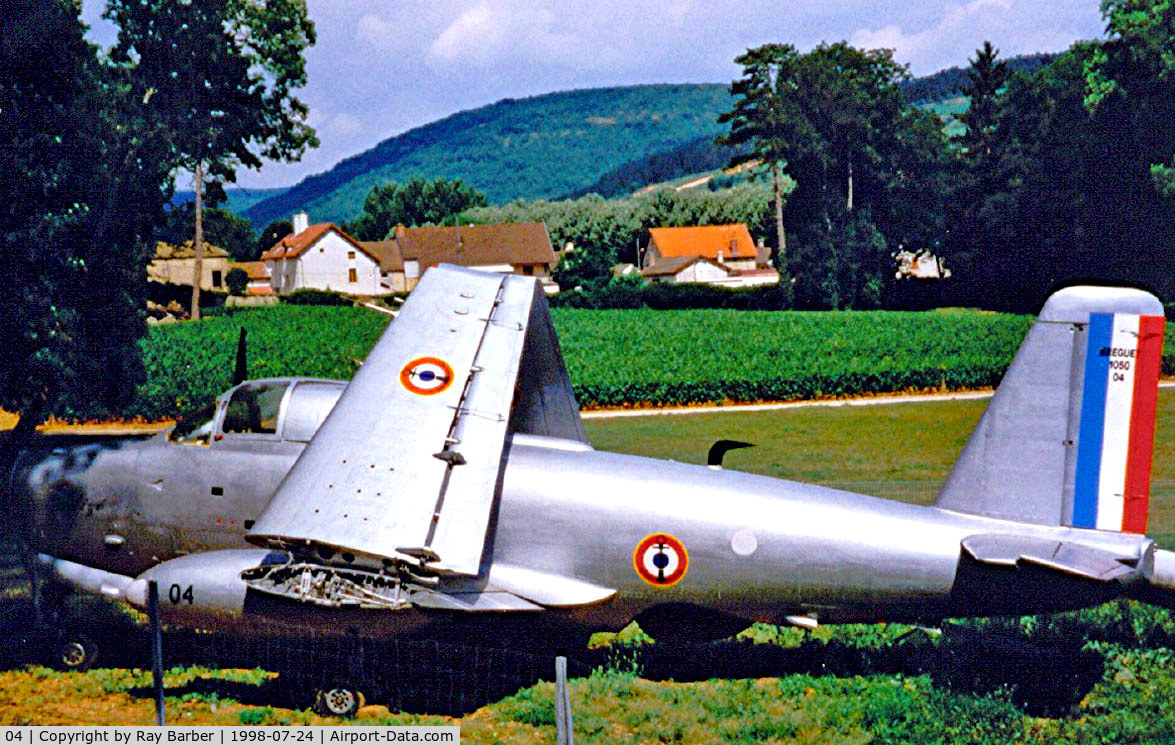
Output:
[
  {"xmin": 0, "ymin": 0, "xmax": 315, "ymax": 430},
  {"xmin": 945, "ymin": 6, "xmax": 1175, "ymax": 311},
  {"xmin": 373, "ymin": 1, "xmax": 1173, "ymax": 314},
  {"xmin": 721, "ymin": 1, "xmax": 1175, "ymax": 312}
]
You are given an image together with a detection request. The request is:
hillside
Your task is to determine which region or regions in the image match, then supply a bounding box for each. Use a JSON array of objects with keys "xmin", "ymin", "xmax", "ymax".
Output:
[
  {"xmin": 173, "ymin": 187, "xmax": 289, "ymax": 216},
  {"xmin": 899, "ymin": 51, "xmax": 1058, "ymax": 102},
  {"xmin": 243, "ymin": 84, "xmax": 731, "ymax": 227},
  {"xmin": 242, "ymin": 52, "xmax": 1058, "ymax": 228}
]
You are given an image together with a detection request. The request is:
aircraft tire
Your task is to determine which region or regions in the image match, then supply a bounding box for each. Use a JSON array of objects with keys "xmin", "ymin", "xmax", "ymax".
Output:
[
  {"xmin": 312, "ymin": 684, "xmax": 365, "ymax": 718},
  {"xmin": 50, "ymin": 632, "xmax": 99, "ymax": 673}
]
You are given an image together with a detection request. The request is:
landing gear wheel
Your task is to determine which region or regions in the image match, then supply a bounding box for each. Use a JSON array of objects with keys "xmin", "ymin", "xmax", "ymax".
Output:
[
  {"xmin": 51, "ymin": 632, "xmax": 98, "ymax": 672},
  {"xmin": 313, "ymin": 684, "xmax": 365, "ymax": 717}
]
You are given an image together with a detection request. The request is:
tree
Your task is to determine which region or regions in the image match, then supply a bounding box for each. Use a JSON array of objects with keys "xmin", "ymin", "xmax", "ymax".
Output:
[
  {"xmin": 717, "ymin": 44, "xmax": 803, "ymax": 296},
  {"xmin": 160, "ymin": 204, "xmax": 258, "ymax": 261},
  {"xmin": 105, "ymin": 0, "xmax": 318, "ymax": 318},
  {"xmin": 257, "ymin": 218, "xmax": 293, "ymax": 256},
  {"xmin": 225, "ymin": 268, "xmax": 250, "ymax": 296},
  {"xmin": 1085, "ymin": 0, "xmax": 1175, "ymax": 198},
  {"xmin": 944, "ymin": 43, "xmax": 1013, "ymax": 308},
  {"xmin": 722, "ymin": 42, "xmax": 948, "ymax": 309},
  {"xmin": 347, "ymin": 177, "xmax": 488, "ymax": 240},
  {"xmin": 944, "ymin": 40, "xmax": 1175, "ymax": 311},
  {"xmin": 957, "ymin": 41, "xmax": 1009, "ymax": 160},
  {"xmin": 0, "ymin": 0, "xmax": 172, "ymax": 434}
]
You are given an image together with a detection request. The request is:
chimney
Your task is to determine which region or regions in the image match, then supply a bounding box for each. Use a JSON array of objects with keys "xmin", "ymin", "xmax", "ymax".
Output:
[
  {"xmin": 717, "ymin": 249, "xmax": 724, "ymax": 263},
  {"xmin": 292, "ymin": 211, "xmax": 309, "ymax": 234}
]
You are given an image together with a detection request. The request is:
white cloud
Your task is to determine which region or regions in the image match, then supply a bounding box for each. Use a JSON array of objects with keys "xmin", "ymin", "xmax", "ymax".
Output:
[
  {"xmin": 327, "ymin": 113, "xmax": 363, "ymax": 137},
  {"xmin": 356, "ymin": 14, "xmax": 398, "ymax": 47},
  {"xmin": 305, "ymin": 108, "xmax": 362, "ymax": 138},
  {"xmin": 850, "ymin": 0, "xmax": 1096, "ymax": 74},
  {"xmin": 428, "ymin": 4, "xmax": 506, "ymax": 64},
  {"xmin": 425, "ymin": 1, "xmax": 599, "ymax": 70}
]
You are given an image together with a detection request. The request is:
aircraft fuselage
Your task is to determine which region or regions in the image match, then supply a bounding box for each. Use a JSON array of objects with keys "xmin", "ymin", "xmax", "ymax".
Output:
[{"xmin": 8, "ymin": 428, "xmax": 1155, "ymax": 642}]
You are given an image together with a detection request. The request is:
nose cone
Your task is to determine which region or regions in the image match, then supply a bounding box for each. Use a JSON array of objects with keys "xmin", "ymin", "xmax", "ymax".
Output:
[{"xmin": 125, "ymin": 578, "xmax": 149, "ymax": 609}]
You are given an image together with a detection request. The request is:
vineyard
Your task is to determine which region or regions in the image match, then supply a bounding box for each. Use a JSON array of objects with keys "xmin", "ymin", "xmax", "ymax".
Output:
[
  {"xmin": 101, "ymin": 305, "xmax": 1175, "ymax": 421},
  {"xmin": 556, "ymin": 308, "xmax": 1033, "ymax": 407}
]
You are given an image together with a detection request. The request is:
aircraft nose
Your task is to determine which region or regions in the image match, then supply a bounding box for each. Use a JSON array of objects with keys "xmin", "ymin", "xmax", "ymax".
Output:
[{"xmin": 125, "ymin": 578, "xmax": 148, "ymax": 609}]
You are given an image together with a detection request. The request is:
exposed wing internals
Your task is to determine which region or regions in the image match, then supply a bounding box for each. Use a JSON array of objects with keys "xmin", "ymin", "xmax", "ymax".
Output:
[{"xmin": 246, "ymin": 265, "xmax": 587, "ymax": 608}]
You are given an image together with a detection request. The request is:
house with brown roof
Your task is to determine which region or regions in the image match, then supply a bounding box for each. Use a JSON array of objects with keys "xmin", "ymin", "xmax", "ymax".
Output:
[
  {"xmin": 260, "ymin": 212, "xmax": 392, "ymax": 296},
  {"xmin": 362, "ymin": 222, "xmax": 559, "ymax": 293},
  {"xmin": 233, "ymin": 261, "xmax": 273, "ymax": 296},
  {"xmin": 640, "ymin": 224, "xmax": 779, "ymax": 288},
  {"xmin": 147, "ymin": 240, "xmax": 231, "ymax": 291}
]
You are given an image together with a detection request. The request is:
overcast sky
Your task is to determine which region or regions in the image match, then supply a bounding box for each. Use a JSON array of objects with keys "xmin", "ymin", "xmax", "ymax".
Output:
[{"xmin": 80, "ymin": 0, "xmax": 1107, "ymax": 191}]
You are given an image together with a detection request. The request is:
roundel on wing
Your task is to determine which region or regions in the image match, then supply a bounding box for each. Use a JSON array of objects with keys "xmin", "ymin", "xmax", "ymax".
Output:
[
  {"xmin": 634, "ymin": 533, "xmax": 688, "ymax": 587},
  {"xmin": 400, "ymin": 357, "xmax": 455, "ymax": 396}
]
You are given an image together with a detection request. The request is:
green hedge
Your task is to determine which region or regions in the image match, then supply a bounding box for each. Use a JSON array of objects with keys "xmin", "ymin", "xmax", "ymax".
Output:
[{"xmin": 72, "ymin": 306, "xmax": 1175, "ymax": 420}]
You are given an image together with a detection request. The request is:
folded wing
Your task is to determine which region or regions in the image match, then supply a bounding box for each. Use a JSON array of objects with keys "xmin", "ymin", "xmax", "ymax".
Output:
[{"xmin": 247, "ymin": 265, "xmax": 583, "ymax": 577}]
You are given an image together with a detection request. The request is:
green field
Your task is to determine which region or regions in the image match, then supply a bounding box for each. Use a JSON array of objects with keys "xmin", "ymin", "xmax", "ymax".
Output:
[
  {"xmin": 107, "ymin": 305, "xmax": 1045, "ymax": 421},
  {"xmin": 586, "ymin": 390, "xmax": 1175, "ymax": 547},
  {"xmin": 9, "ymin": 395, "xmax": 1175, "ymax": 739},
  {"xmin": 114, "ymin": 304, "xmax": 1175, "ymax": 422}
]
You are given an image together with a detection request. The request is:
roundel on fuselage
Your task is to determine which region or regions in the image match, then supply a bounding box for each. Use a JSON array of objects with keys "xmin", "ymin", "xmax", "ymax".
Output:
[{"xmin": 634, "ymin": 533, "xmax": 688, "ymax": 587}]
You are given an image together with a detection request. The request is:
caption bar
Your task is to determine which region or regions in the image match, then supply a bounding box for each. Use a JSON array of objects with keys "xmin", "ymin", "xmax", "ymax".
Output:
[{"xmin": 0, "ymin": 729, "xmax": 459, "ymax": 744}]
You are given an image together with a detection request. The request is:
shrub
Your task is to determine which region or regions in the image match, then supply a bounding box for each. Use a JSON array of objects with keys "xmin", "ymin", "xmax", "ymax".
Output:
[
  {"xmin": 225, "ymin": 268, "xmax": 248, "ymax": 296},
  {"xmin": 282, "ymin": 289, "xmax": 351, "ymax": 306}
]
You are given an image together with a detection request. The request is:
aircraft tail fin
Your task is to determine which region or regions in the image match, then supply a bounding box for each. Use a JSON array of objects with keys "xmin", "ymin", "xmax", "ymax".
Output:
[{"xmin": 935, "ymin": 286, "xmax": 1164, "ymax": 533}]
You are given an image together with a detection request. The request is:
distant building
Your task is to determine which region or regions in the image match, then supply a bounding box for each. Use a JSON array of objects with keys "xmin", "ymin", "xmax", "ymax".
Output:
[
  {"xmin": 893, "ymin": 249, "xmax": 951, "ymax": 280},
  {"xmin": 234, "ymin": 261, "xmax": 273, "ymax": 296},
  {"xmin": 363, "ymin": 222, "xmax": 559, "ymax": 294},
  {"xmin": 260, "ymin": 212, "xmax": 391, "ymax": 296},
  {"xmin": 640, "ymin": 224, "xmax": 779, "ymax": 287},
  {"xmin": 147, "ymin": 240, "xmax": 231, "ymax": 291}
]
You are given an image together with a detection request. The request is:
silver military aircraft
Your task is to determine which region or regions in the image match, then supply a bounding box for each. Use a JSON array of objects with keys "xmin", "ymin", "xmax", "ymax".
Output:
[{"xmin": 6, "ymin": 266, "xmax": 1175, "ymax": 713}]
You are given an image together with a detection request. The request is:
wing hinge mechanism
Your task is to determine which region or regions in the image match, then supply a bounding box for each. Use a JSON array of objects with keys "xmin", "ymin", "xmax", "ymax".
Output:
[{"xmin": 241, "ymin": 560, "xmax": 419, "ymax": 610}]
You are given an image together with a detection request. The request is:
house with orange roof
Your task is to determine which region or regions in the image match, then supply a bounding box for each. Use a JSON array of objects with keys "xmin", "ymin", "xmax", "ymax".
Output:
[
  {"xmin": 640, "ymin": 224, "xmax": 779, "ymax": 287},
  {"xmin": 260, "ymin": 212, "xmax": 394, "ymax": 296}
]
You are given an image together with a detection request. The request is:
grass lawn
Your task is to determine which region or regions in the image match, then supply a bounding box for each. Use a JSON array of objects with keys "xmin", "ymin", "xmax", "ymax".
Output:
[
  {"xmin": 585, "ymin": 388, "xmax": 1175, "ymax": 546},
  {"xmin": 8, "ymin": 392, "xmax": 1175, "ymax": 738}
]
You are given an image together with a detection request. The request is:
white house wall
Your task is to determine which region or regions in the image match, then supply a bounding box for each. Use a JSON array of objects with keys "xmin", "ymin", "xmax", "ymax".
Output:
[
  {"xmin": 269, "ymin": 231, "xmax": 392, "ymax": 296},
  {"xmin": 674, "ymin": 262, "xmax": 730, "ymax": 284}
]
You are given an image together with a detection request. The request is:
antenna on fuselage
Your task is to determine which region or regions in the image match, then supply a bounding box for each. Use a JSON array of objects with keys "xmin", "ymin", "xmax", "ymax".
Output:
[{"xmin": 708, "ymin": 440, "xmax": 755, "ymax": 469}]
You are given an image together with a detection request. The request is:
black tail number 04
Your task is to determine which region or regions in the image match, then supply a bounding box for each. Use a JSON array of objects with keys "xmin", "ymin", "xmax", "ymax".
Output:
[{"xmin": 169, "ymin": 584, "xmax": 194, "ymax": 604}]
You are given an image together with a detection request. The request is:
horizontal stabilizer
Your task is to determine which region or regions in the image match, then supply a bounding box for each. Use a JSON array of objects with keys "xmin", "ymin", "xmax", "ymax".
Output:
[
  {"xmin": 961, "ymin": 534, "xmax": 1140, "ymax": 582},
  {"xmin": 487, "ymin": 564, "xmax": 617, "ymax": 608}
]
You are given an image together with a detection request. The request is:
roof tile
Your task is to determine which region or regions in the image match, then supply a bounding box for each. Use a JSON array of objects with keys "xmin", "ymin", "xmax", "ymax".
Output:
[{"xmin": 648, "ymin": 224, "xmax": 758, "ymax": 261}]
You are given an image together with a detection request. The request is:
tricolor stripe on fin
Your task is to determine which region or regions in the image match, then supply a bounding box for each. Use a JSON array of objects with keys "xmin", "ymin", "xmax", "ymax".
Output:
[{"xmin": 1072, "ymin": 313, "xmax": 1165, "ymax": 533}]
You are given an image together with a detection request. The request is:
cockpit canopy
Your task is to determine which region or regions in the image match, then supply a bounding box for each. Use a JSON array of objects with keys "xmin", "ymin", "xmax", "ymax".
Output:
[{"xmin": 169, "ymin": 378, "xmax": 347, "ymax": 446}]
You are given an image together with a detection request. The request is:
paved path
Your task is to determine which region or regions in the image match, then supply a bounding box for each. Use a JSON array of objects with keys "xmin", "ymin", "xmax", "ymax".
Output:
[
  {"xmin": 15, "ymin": 383, "xmax": 1175, "ymax": 430},
  {"xmin": 581, "ymin": 381, "xmax": 1175, "ymax": 419}
]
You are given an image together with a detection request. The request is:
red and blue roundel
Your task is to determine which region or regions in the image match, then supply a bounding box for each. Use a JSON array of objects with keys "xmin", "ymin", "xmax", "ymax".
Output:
[
  {"xmin": 634, "ymin": 533, "xmax": 688, "ymax": 587},
  {"xmin": 400, "ymin": 357, "xmax": 455, "ymax": 396}
]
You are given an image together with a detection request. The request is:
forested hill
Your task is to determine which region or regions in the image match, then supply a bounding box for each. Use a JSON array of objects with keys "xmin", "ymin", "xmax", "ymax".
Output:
[
  {"xmin": 899, "ymin": 51, "xmax": 1058, "ymax": 102},
  {"xmin": 243, "ymin": 84, "xmax": 730, "ymax": 227},
  {"xmin": 242, "ymin": 53, "xmax": 1058, "ymax": 228}
]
